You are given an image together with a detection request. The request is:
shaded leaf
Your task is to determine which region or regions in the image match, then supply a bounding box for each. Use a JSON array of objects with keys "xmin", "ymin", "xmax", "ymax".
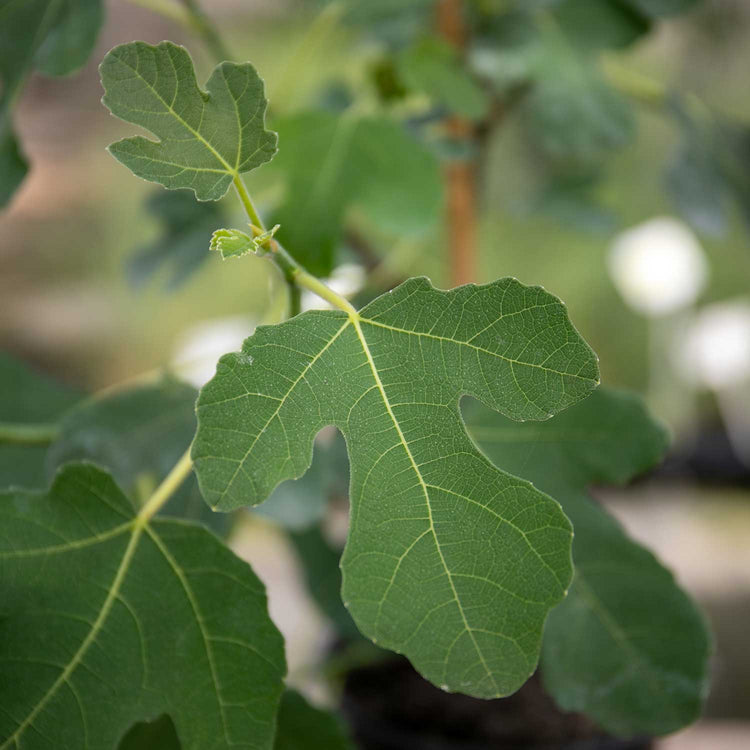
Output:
[
  {"xmin": 553, "ymin": 0, "xmax": 651, "ymax": 51},
  {"xmin": 0, "ymin": 463, "xmax": 285, "ymax": 749},
  {"xmin": 464, "ymin": 387, "xmax": 711, "ymax": 735},
  {"xmin": 257, "ymin": 429, "xmax": 349, "ymax": 532},
  {"xmin": 288, "ymin": 526, "xmax": 360, "ymax": 640},
  {"xmin": 117, "ymin": 714, "xmax": 181, "ymax": 750},
  {"xmin": 128, "ymin": 190, "xmax": 223, "ymax": 290},
  {"xmin": 270, "ymin": 112, "xmax": 441, "ymax": 275},
  {"xmin": 274, "ymin": 691, "xmax": 354, "ymax": 750},
  {"xmin": 398, "ymin": 37, "xmax": 489, "ymax": 119},
  {"xmin": 45, "ymin": 378, "xmax": 231, "ymax": 535},
  {"xmin": 623, "ymin": 0, "xmax": 701, "ymax": 18},
  {"xmin": 524, "ymin": 42, "xmax": 635, "ymax": 164},
  {"xmin": 101, "ymin": 41, "xmax": 277, "ymax": 201},
  {"xmin": 0, "ymin": 352, "xmax": 81, "ymax": 489},
  {"xmin": 193, "ymin": 276, "xmax": 599, "ymax": 698},
  {"xmin": 0, "ymin": 0, "xmax": 104, "ymax": 208}
]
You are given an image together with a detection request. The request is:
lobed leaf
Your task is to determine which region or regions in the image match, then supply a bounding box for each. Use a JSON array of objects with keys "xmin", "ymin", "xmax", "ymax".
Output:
[
  {"xmin": 464, "ymin": 387, "xmax": 711, "ymax": 735},
  {"xmin": 193, "ymin": 276, "xmax": 599, "ymax": 698},
  {"xmin": 100, "ymin": 41, "xmax": 277, "ymax": 201},
  {"xmin": 0, "ymin": 463, "xmax": 285, "ymax": 750}
]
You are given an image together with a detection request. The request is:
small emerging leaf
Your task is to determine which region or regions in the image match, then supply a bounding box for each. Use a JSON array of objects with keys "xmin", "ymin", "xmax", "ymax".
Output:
[
  {"xmin": 193, "ymin": 276, "xmax": 599, "ymax": 698},
  {"xmin": 211, "ymin": 225, "xmax": 280, "ymax": 259},
  {"xmin": 0, "ymin": 463, "xmax": 285, "ymax": 749},
  {"xmin": 100, "ymin": 41, "xmax": 277, "ymax": 200}
]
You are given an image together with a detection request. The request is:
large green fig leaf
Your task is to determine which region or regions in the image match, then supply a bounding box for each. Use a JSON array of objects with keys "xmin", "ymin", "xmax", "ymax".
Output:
[
  {"xmin": 0, "ymin": 463, "xmax": 285, "ymax": 749},
  {"xmin": 270, "ymin": 112, "xmax": 441, "ymax": 276},
  {"xmin": 193, "ymin": 276, "xmax": 599, "ymax": 698},
  {"xmin": 0, "ymin": 0, "xmax": 104, "ymax": 207},
  {"xmin": 0, "ymin": 352, "xmax": 81, "ymax": 489},
  {"xmin": 464, "ymin": 387, "xmax": 711, "ymax": 735},
  {"xmin": 100, "ymin": 41, "xmax": 277, "ymax": 201}
]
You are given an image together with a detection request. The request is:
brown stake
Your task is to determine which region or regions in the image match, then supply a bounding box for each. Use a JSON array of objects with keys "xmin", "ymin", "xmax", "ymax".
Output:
[{"xmin": 437, "ymin": 0, "xmax": 477, "ymax": 286}]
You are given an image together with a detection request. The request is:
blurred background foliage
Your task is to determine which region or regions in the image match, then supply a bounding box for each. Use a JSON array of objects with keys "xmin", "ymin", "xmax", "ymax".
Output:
[{"xmin": 2, "ymin": 0, "xmax": 750, "ymax": 746}]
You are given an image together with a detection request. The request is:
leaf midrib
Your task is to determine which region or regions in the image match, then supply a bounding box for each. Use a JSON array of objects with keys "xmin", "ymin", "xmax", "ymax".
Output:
[{"xmin": 351, "ymin": 316, "xmax": 500, "ymax": 695}]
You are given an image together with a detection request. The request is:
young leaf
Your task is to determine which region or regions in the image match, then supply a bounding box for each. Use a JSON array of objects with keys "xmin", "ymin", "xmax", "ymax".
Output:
[
  {"xmin": 128, "ymin": 189, "xmax": 224, "ymax": 290},
  {"xmin": 193, "ymin": 276, "xmax": 599, "ymax": 698},
  {"xmin": 274, "ymin": 691, "xmax": 354, "ymax": 750},
  {"xmin": 100, "ymin": 41, "xmax": 277, "ymax": 201},
  {"xmin": 270, "ymin": 112, "xmax": 441, "ymax": 275},
  {"xmin": 464, "ymin": 387, "xmax": 711, "ymax": 735},
  {"xmin": 0, "ymin": 0, "xmax": 104, "ymax": 207},
  {"xmin": 0, "ymin": 463, "xmax": 285, "ymax": 750},
  {"xmin": 211, "ymin": 225, "xmax": 279, "ymax": 260},
  {"xmin": 0, "ymin": 352, "xmax": 81, "ymax": 489}
]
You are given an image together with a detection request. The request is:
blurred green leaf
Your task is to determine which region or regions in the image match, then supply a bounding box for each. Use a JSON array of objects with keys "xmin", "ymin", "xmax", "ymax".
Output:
[
  {"xmin": 465, "ymin": 387, "xmax": 711, "ymax": 736},
  {"xmin": 118, "ymin": 714, "xmax": 181, "ymax": 750},
  {"xmin": 524, "ymin": 43, "xmax": 635, "ymax": 163},
  {"xmin": 271, "ymin": 112, "xmax": 441, "ymax": 276},
  {"xmin": 0, "ymin": 463, "xmax": 286, "ymax": 749},
  {"xmin": 0, "ymin": 352, "xmax": 81, "ymax": 489},
  {"xmin": 101, "ymin": 41, "xmax": 277, "ymax": 201},
  {"xmin": 398, "ymin": 36, "xmax": 489, "ymax": 119},
  {"xmin": 274, "ymin": 691, "xmax": 354, "ymax": 750},
  {"xmin": 128, "ymin": 190, "xmax": 223, "ymax": 291},
  {"xmin": 45, "ymin": 378, "xmax": 232, "ymax": 535},
  {"xmin": 623, "ymin": 0, "xmax": 701, "ymax": 18},
  {"xmin": 257, "ymin": 429, "xmax": 348, "ymax": 531},
  {"xmin": 289, "ymin": 526, "xmax": 360, "ymax": 640},
  {"xmin": 0, "ymin": 0, "xmax": 104, "ymax": 208},
  {"xmin": 553, "ymin": 0, "xmax": 650, "ymax": 51}
]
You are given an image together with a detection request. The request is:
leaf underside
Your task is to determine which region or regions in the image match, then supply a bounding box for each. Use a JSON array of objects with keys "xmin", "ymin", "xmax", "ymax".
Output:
[
  {"xmin": 100, "ymin": 41, "xmax": 277, "ymax": 201},
  {"xmin": 464, "ymin": 387, "xmax": 711, "ymax": 735},
  {"xmin": 193, "ymin": 276, "xmax": 599, "ymax": 698},
  {"xmin": 0, "ymin": 464, "xmax": 285, "ymax": 750}
]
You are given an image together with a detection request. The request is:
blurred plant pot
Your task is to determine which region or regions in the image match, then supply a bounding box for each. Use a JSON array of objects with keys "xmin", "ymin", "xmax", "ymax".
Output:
[{"xmin": 340, "ymin": 656, "xmax": 651, "ymax": 750}]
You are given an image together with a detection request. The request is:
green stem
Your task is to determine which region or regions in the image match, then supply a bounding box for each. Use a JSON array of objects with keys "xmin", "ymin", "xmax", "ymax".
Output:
[
  {"xmin": 137, "ymin": 448, "xmax": 194, "ymax": 523},
  {"xmin": 126, "ymin": 0, "xmax": 194, "ymax": 27},
  {"xmin": 0, "ymin": 422, "xmax": 59, "ymax": 445},
  {"xmin": 177, "ymin": 0, "xmax": 233, "ymax": 62},
  {"xmin": 232, "ymin": 177, "xmax": 358, "ymax": 316},
  {"xmin": 288, "ymin": 283, "xmax": 302, "ymax": 318}
]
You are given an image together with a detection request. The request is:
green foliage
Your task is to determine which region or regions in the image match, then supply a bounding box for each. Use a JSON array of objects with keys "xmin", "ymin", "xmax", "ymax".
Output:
[
  {"xmin": 101, "ymin": 42, "xmax": 277, "ymax": 201},
  {"xmin": 465, "ymin": 387, "xmax": 711, "ymax": 735},
  {"xmin": 45, "ymin": 378, "xmax": 232, "ymax": 534},
  {"xmin": 398, "ymin": 37, "xmax": 489, "ymax": 119},
  {"xmin": 0, "ymin": 353, "xmax": 81, "ymax": 489},
  {"xmin": 117, "ymin": 715, "xmax": 181, "ymax": 750},
  {"xmin": 211, "ymin": 225, "xmax": 279, "ymax": 260},
  {"xmin": 0, "ymin": 463, "xmax": 285, "ymax": 750},
  {"xmin": 0, "ymin": 0, "xmax": 104, "ymax": 207},
  {"xmin": 193, "ymin": 277, "xmax": 599, "ymax": 698},
  {"xmin": 274, "ymin": 691, "xmax": 354, "ymax": 750},
  {"xmin": 128, "ymin": 190, "xmax": 224, "ymax": 290},
  {"xmin": 270, "ymin": 112, "xmax": 441, "ymax": 276}
]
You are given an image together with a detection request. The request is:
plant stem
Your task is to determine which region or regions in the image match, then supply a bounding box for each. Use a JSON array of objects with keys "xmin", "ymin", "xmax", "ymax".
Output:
[
  {"xmin": 126, "ymin": 0, "xmax": 193, "ymax": 27},
  {"xmin": 137, "ymin": 448, "xmax": 194, "ymax": 523},
  {"xmin": 232, "ymin": 177, "xmax": 357, "ymax": 316},
  {"xmin": 436, "ymin": 0, "xmax": 477, "ymax": 286},
  {"xmin": 177, "ymin": 0, "xmax": 233, "ymax": 62},
  {"xmin": 0, "ymin": 422, "xmax": 59, "ymax": 445}
]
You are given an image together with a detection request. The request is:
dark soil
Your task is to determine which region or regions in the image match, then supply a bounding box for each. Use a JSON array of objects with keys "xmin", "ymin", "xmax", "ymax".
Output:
[{"xmin": 341, "ymin": 656, "xmax": 652, "ymax": 750}]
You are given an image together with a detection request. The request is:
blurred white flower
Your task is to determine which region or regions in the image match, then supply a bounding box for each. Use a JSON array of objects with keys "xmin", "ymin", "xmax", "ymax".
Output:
[
  {"xmin": 608, "ymin": 217, "xmax": 708, "ymax": 316},
  {"xmin": 301, "ymin": 263, "xmax": 366, "ymax": 312},
  {"xmin": 678, "ymin": 300, "xmax": 750, "ymax": 389},
  {"xmin": 172, "ymin": 315, "xmax": 256, "ymax": 387}
]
